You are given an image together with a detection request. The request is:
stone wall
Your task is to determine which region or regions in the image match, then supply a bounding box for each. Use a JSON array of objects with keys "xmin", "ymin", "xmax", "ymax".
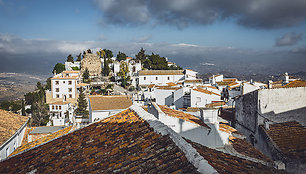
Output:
[{"xmin": 81, "ymin": 53, "xmax": 101, "ymax": 77}]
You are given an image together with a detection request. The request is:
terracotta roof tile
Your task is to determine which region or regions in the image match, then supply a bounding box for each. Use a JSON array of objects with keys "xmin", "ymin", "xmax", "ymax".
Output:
[
  {"xmin": 158, "ymin": 105, "xmax": 210, "ymax": 129},
  {"xmin": 205, "ymin": 101, "xmax": 226, "ymax": 108},
  {"xmin": 167, "ymin": 82, "xmax": 176, "ymax": 86},
  {"xmin": 282, "ymin": 80, "xmax": 306, "ymax": 88},
  {"xmin": 266, "ymin": 121, "xmax": 306, "ymax": 159},
  {"xmin": 229, "ymin": 136, "xmax": 272, "ymax": 163},
  {"xmin": 89, "ymin": 95, "xmax": 132, "ymax": 111},
  {"xmin": 0, "ymin": 109, "xmax": 28, "ymax": 145},
  {"xmin": 193, "ymin": 88, "xmax": 221, "ymax": 96},
  {"xmin": 186, "ymin": 139, "xmax": 285, "ymax": 174},
  {"xmin": 216, "ymin": 81, "xmax": 238, "ymax": 86},
  {"xmin": 139, "ymin": 70, "xmax": 184, "ymax": 75},
  {"xmin": 156, "ymin": 86, "xmax": 182, "ymax": 90},
  {"xmin": 184, "ymin": 79, "xmax": 203, "ymax": 83},
  {"xmin": 0, "ymin": 109, "xmax": 198, "ymax": 174},
  {"xmin": 9, "ymin": 126, "xmax": 72, "ymax": 157}
]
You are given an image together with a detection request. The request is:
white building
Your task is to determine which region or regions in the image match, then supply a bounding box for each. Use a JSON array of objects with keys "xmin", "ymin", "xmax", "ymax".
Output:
[
  {"xmin": 138, "ymin": 70, "xmax": 185, "ymax": 86},
  {"xmin": 155, "ymin": 86, "xmax": 182, "ymax": 106},
  {"xmin": 48, "ymin": 101, "xmax": 75, "ymax": 126},
  {"xmin": 184, "ymin": 69, "xmax": 198, "ymax": 80},
  {"xmin": 190, "ymin": 88, "xmax": 221, "ymax": 108},
  {"xmin": 148, "ymin": 103, "xmax": 237, "ymax": 149},
  {"xmin": 88, "ymin": 95, "xmax": 132, "ymax": 123},
  {"xmin": 183, "ymin": 79, "xmax": 203, "ymax": 87},
  {"xmin": 50, "ymin": 71, "xmax": 80, "ymax": 101},
  {"xmin": 0, "ymin": 109, "xmax": 28, "ymax": 160}
]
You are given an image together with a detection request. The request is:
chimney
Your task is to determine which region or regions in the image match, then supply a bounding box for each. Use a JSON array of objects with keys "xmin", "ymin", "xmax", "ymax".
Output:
[
  {"xmin": 268, "ymin": 80, "xmax": 273, "ymax": 89},
  {"xmin": 285, "ymin": 72, "xmax": 289, "ymax": 83},
  {"xmin": 264, "ymin": 120, "xmax": 271, "ymax": 130}
]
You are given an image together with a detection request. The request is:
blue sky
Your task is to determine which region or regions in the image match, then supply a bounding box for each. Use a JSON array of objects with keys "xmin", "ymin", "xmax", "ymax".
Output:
[{"xmin": 0, "ymin": 0, "xmax": 306, "ymax": 75}]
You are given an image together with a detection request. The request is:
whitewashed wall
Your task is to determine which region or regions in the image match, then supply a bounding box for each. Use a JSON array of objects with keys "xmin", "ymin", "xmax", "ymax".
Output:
[{"xmin": 0, "ymin": 120, "xmax": 28, "ymax": 160}]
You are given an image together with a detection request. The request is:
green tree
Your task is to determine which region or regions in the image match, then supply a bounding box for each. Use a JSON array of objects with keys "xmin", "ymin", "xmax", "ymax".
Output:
[
  {"xmin": 142, "ymin": 59, "xmax": 151, "ymax": 69},
  {"xmin": 96, "ymin": 49, "xmax": 105, "ymax": 58},
  {"xmin": 76, "ymin": 53, "xmax": 82, "ymax": 61},
  {"xmin": 66, "ymin": 54, "xmax": 74, "ymax": 63},
  {"xmin": 52, "ymin": 63, "xmax": 65, "ymax": 74},
  {"xmin": 117, "ymin": 51, "xmax": 127, "ymax": 62},
  {"xmin": 87, "ymin": 49, "xmax": 92, "ymax": 54},
  {"xmin": 45, "ymin": 77, "xmax": 52, "ymax": 90},
  {"xmin": 83, "ymin": 68, "xmax": 90, "ymax": 80},
  {"xmin": 148, "ymin": 53, "xmax": 168, "ymax": 70},
  {"xmin": 75, "ymin": 87, "xmax": 89, "ymax": 118},
  {"xmin": 135, "ymin": 48, "xmax": 146, "ymax": 61},
  {"xmin": 103, "ymin": 49, "xmax": 113, "ymax": 58},
  {"xmin": 0, "ymin": 101, "xmax": 11, "ymax": 110},
  {"xmin": 102, "ymin": 56, "xmax": 110, "ymax": 76},
  {"xmin": 118, "ymin": 62, "xmax": 130, "ymax": 88},
  {"xmin": 21, "ymin": 99, "xmax": 26, "ymax": 116}
]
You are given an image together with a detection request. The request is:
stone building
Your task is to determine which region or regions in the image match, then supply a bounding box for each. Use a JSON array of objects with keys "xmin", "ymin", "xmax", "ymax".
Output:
[{"xmin": 81, "ymin": 51, "xmax": 101, "ymax": 77}]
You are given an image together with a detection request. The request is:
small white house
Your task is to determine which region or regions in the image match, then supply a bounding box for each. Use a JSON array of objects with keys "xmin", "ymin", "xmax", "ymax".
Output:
[
  {"xmin": 154, "ymin": 86, "xmax": 182, "ymax": 106},
  {"xmin": 88, "ymin": 95, "xmax": 132, "ymax": 123},
  {"xmin": 138, "ymin": 70, "xmax": 185, "ymax": 86},
  {"xmin": 48, "ymin": 101, "xmax": 75, "ymax": 126},
  {"xmin": 184, "ymin": 69, "xmax": 198, "ymax": 80},
  {"xmin": 183, "ymin": 79, "xmax": 203, "ymax": 87},
  {"xmin": 148, "ymin": 103, "xmax": 233, "ymax": 149},
  {"xmin": 190, "ymin": 88, "xmax": 221, "ymax": 108},
  {"xmin": 0, "ymin": 109, "xmax": 28, "ymax": 160}
]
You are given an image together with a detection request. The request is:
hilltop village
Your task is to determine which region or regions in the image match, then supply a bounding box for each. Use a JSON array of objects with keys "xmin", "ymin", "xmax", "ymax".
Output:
[{"xmin": 0, "ymin": 48, "xmax": 305, "ymax": 173}]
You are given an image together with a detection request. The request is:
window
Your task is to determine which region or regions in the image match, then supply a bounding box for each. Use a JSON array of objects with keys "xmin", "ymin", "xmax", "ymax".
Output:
[
  {"xmin": 55, "ymin": 81, "xmax": 59, "ymax": 85},
  {"xmin": 68, "ymin": 81, "xmax": 72, "ymax": 85},
  {"xmin": 59, "ymin": 106, "xmax": 61, "ymax": 110},
  {"xmin": 69, "ymin": 94, "xmax": 72, "ymax": 98},
  {"xmin": 63, "ymin": 81, "xmax": 65, "ymax": 84},
  {"xmin": 68, "ymin": 88, "xmax": 72, "ymax": 92},
  {"xmin": 52, "ymin": 105, "xmax": 54, "ymax": 110},
  {"xmin": 56, "ymin": 88, "xmax": 59, "ymax": 92},
  {"xmin": 56, "ymin": 94, "xmax": 59, "ymax": 98},
  {"xmin": 6, "ymin": 147, "xmax": 9, "ymax": 157},
  {"xmin": 144, "ymin": 77, "xmax": 146, "ymax": 80},
  {"xmin": 156, "ymin": 77, "xmax": 158, "ymax": 80},
  {"xmin": 56, "ymin": 106, "xmax": 58, "ymax": 110},
  {"xmin": 196, "ymin": 97, "xmax": 201, "ymax": 103},
  {"xmin": 168, "ymin": 77, "xmax": 170, "ymax": 80}
]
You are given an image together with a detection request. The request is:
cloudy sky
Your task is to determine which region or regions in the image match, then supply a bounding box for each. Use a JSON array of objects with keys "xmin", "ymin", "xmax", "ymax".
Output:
[{"xmin": 0, "ymin": 0, "xmax": 306, "ymax": 75}]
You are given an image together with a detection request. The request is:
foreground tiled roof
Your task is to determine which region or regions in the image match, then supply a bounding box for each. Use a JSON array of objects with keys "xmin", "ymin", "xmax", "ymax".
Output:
[
  {"xmin": 139, "ymin": 70, "xmax": 184, "ymax": 75},
  {"xmin": 186, "ymin": 139, "xmax": 285, "ymax": 174},
  {"xmin": 229, "ymin": 136, "xmax": 272, "ymax": 163},
  {"xmin": 0, "ymin": 109, "xmax": 28, "ymax": 145},
  {"xmin": 193, "ymin": 88, "xmax": 221, "ymax": 96},
  {"xmin": 282, "ymin": 80, "xmax": 306, "ymax": 88},
  {"xmin": 158, "ymin": 105, "xmax": 210, "ymax": 129},
  {"xmin": 89, "ymin": 95, "xmax": 132, "ymax": 111},
  {"xmin": 9, "ymin": 126, "xmax": 72, "ymax": 157},
  {"xmin": 0, "ymin": 109, "xmax": 198, "ymax": 173},
  {"xmin": 266, "ymin": 121, "xmax": 306, "ymax": 159}
]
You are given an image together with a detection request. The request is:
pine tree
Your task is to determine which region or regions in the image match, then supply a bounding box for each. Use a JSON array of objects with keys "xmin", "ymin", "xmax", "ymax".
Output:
[
  {"xmin": 75, "ymin": 87, "xmax": 89, "ymax": 118},
  {"xmin": 76, "ymin": 53, "xmax": 82, "ymax": 61},
  {"xmin": 83, "ymin": 68, "xmax": 90, "ymax": 80},
  {"xmin": 135, "ymin": 48, "xmax": 146, "ymax": 61},
  {"xmin": 102, "ymin": 56, "xmax": 110, "ymax": 76},
  {"xmin": 66, "ymin": 54, "xmax": 74, "ymax": 62},
  {"xmin": 21, "ymin": 99, "xmax": 26, "ymax": 116}
]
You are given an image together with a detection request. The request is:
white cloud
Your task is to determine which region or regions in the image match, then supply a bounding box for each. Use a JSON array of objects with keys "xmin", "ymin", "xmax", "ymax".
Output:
[{"xmin": 275, "ymin": 32, "xmax": 303, "ymax": 46}]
